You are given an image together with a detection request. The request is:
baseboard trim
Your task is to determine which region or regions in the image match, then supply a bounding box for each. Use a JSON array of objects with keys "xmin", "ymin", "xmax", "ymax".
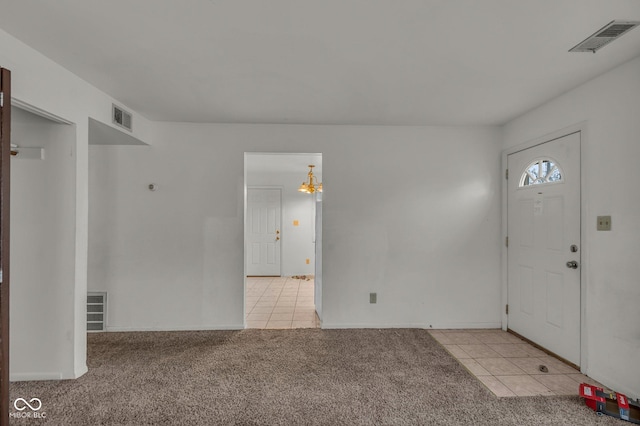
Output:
[
  {"xmin": 105, "ymin": 323, "xmax": 500, "ymax": 332},
  {"xmin": 427, "ymin": 322, "xmax": 502, "ymax": 330},
  {"xmin": 10, "ymin": 372, "xmax": 64, "ymax": 382},
  {"xmin": 105, "ymin": 325, "xmax": 244, "ymax": 332},
  {"xmin": 321, "ymin": 323, "xmax": 427, "ymax": 329},
  {"xmin": 73, "ymin": 364, "xmax": 89, "ymax": 379},
  {"xmin": 321, "ymin": 322, "xmax": 501, "ymax": 330}
]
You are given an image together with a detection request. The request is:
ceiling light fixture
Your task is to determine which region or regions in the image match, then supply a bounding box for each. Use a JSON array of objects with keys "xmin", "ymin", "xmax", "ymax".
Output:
[{"xmin": 298, "ymin": 165, "xmax": 322, "ymax": 194}]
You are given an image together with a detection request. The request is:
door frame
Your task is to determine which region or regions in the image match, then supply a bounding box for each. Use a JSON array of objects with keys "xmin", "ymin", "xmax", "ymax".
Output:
[
  {"xmin": 501, "ymin": 121, "xmax": 588, "ymax": 373},
  {"xmin": 0, "ymin": 67, "xmax": 11, "ymax": 426},
  {"xmin": 243, "ymin": 152, "xmax": 324, "ymax": 328},
  {"xmin": 245, "ymin": 185, "xmax": 284, "ymax": 277}
]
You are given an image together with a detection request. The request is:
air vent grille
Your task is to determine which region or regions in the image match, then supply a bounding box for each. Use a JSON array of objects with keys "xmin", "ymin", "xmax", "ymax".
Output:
[
  {"xmin": 87, "ymin": 292, "xmax": 107, "ymax": 332},
  {"xmin": 598, "ymin": 24, "xmax": 636, "ymax": 38},
  {"xmin": 112, "ymin": 104, "xmax": 133, "ymax": 131},
  {"xmin": 570, "ymin": 20, "xmax": 640, "ymax": 53}
]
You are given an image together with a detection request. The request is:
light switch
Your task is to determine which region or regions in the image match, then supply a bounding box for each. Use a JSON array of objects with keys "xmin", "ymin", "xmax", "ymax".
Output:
[
  {"xmin": 597, "ymin": 216, "xmax": 611, "ymax": 231},
  {"xmin": 370, "ymin": 293, "xmax": 377, "ymax": 304}
]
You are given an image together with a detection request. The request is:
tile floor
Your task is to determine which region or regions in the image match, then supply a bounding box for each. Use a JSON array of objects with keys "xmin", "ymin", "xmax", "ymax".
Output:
[
  {"xmin": 429, "ymin": 329, "xmax": 606, "ymax": 398},
  {"xmin": 245, "ymin": 276, "xmax": 320, "ymax": 329}
]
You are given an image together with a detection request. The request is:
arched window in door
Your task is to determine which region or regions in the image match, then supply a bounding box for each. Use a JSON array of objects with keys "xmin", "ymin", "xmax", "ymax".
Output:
[{"xmin": 519, "ymin": 158, "xmax": 563, "ymax": 187}]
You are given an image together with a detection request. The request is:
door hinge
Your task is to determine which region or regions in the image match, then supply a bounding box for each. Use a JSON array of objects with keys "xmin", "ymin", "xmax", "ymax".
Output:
[
  {"xmin": 0, "ymin": 92, "xmax": 3, "ymax": 108},
  {"xmin": 505, "ymin": 304, "xmax": 509, "ymax": 315},
  {"xmin": 505, "ymin": 169, "xmax": 509, "ymax": 179},
  {"xmin": 505, "ymin": 236, "xmax": 509, "ymax": 247}
]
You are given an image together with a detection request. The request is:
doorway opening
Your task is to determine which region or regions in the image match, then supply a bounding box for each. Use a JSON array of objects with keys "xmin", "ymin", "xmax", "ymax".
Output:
[
  {"xmin": 244, "ymin": 153, "xmax": 322, "ymax": 329},
  {"xmin": 10, "ymin": 103, "xmax": 77, "ymax": 381}
]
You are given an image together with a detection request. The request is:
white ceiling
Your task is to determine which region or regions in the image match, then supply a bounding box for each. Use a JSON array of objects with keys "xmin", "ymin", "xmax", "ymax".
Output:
[{"xmin": 1, "ymin": 1, "xmax": 640, "ymax": 126}]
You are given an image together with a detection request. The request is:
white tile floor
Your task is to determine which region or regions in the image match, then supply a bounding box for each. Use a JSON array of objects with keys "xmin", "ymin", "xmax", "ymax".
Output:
[
  {"xmin": 245, "ymin": 276, "xmax": 320, "ymax": 329},
  {"xmin": 429, "ymin": 329, "xmax": 606, "ymax": 398}
]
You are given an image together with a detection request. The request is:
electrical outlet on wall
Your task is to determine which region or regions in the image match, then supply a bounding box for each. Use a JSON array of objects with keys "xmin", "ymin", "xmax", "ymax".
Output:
[{"xmin": 597, "ymin": 215, "xmax": 612, "ymax": 231}]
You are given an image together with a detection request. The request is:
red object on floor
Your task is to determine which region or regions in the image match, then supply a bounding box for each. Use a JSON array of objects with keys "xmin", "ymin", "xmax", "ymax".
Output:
[{"xmin": 579, "ymin": 383, "xmax": 640, "ymax": 424}]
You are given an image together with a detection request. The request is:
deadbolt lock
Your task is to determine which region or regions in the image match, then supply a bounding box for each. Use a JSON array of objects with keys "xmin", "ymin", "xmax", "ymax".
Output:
[{"xmin": 570, "ymin": 245, "xmax": 578, "ymax": 253}]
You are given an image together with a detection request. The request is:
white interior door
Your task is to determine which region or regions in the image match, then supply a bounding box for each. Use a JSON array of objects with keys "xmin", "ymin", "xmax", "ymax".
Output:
[
  {"xmin": 247, "ymin": 188, "xmax": 281, "ymax": 276},
  {"xmin": 507, "ymin": 132, "xmax": 581, "ymax": 365}
]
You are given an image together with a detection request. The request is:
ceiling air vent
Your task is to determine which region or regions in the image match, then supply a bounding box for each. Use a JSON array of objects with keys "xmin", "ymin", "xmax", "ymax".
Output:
[
  {"xmin": 112, "ymin": 104, "xmax": 133, "ymax": 131},
  {"xmin": 570, "ymin": 20, "xmax": 640, "ymax": 53}
]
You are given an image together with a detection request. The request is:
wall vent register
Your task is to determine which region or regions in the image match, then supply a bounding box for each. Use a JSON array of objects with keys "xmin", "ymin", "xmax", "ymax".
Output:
[
  {"xmin": 112, "ymin": 104, "xmax": 133, "ymax": 131},
  {"xmin": 87, "ymin": 292, "xmax": 107, "ymax": 332}
]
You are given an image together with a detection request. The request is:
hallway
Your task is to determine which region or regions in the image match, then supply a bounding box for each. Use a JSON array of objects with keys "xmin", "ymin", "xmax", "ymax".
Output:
[{"xmin": 245, "ymin": 276, "xmax": 320, "ymax": 329}]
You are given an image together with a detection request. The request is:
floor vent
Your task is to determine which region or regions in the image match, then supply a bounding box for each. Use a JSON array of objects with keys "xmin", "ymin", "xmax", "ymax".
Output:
[
  {"xmin": 570, "ymin": 20, "xmax": 640, "ymax": 53},
  {"xmin": 87, "ymin": 292, "xmax": 107, "ymax": 332},
  {"xmin": 112, "ymin": 104, "xmax": 133, "ymax": 131}
]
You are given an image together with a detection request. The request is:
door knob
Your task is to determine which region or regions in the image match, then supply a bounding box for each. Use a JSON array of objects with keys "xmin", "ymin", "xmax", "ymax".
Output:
[{"xmin": 566, "ymin": 260, "xmax": 578, "ymax": 269}]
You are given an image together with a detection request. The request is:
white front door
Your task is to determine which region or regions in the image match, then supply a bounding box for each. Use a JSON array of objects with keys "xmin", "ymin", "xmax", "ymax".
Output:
[
  {"xmin": 247, "ymin": 188, "xmax": 281, "ymax": 276},
  {"xmin": 507, "ymin": 132, "xmax": 581, "ymax": 365}
]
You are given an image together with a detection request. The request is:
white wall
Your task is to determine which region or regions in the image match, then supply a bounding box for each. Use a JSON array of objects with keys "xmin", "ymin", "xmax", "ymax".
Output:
[
  {"xmin": 246, "ymin": 170, "xmax": 318, "ymax": 276},
  {"xmin": 503, "ymin": 55, "xmax": 640, "ymax": 398},
  {"xmin": 88, "ymin": 123, "xmax": 502, "ymax": 331},
  {"xmin": 0, "ymin": 27, "xmax": 152, "ymax": 379},
  {"xmin": 10, "ymin": 108, "xmax": 76, "ymax": 380}
]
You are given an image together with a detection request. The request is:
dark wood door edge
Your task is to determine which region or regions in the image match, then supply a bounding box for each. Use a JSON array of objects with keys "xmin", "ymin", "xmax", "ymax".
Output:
[{"xmin": 0, "ymin": 67, "xmax": 11, "ymax": 426}]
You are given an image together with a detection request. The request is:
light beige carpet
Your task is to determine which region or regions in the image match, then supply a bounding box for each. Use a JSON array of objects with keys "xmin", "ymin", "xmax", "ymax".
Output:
[{"xmin": 9, "ymin": 329, "xmax": 617, "ymax": 425}]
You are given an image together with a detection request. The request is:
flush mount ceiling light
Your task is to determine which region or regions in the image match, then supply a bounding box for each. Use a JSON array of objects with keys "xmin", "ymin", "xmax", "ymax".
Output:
[
  {"xmin": 298, "ymin": 165, "xmax": 322, "ymax": 194},
  {"xmin": 570, "ymin": 20, "xmax": 640, "ymax": 53}
]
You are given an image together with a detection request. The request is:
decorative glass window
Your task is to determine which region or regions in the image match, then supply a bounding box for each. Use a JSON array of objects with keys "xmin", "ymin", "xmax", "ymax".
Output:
[{"xmin": 519, "ymin": 158, "xmax": 563, "ymax": 187}]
